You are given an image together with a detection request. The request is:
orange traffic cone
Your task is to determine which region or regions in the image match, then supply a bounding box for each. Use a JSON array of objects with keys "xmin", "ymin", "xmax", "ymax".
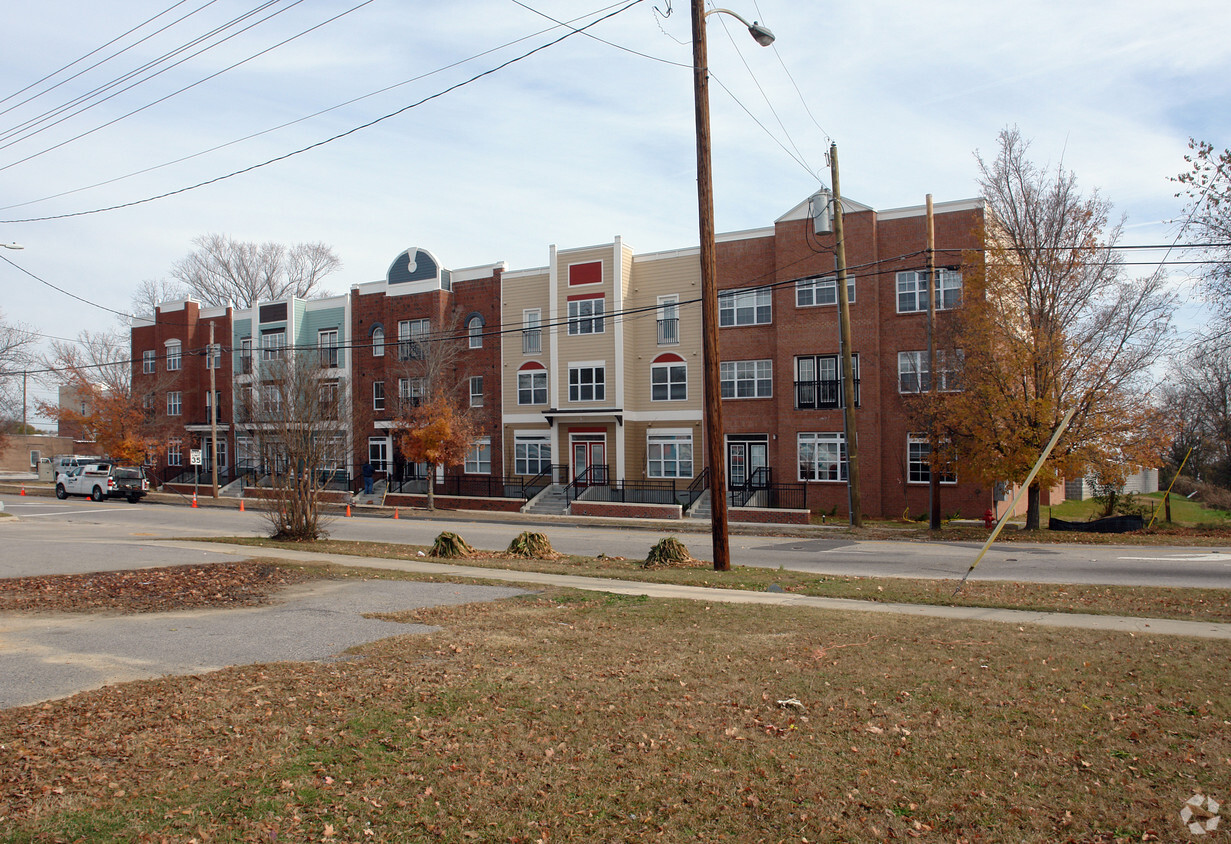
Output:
[
  {"xmin": 239, "ymin": 498, "xmax": 245, "ymax": 512},
  {"xmin": 346, "ymin": 503, "xmax": 352, "ymax": 517},
  {"xmin": 191, "ymin": 493, "xmax": 198, "ymax": 508},
  {"xmin": 394, "ymin": 507, "xmax": 399, "ymax": 519},
  {"xmin": 20, "ymin": 485, "xmax": 26, "ymax": 496}
]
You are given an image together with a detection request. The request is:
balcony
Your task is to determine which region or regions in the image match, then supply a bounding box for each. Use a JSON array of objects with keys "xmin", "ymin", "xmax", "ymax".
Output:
[
  {"xmin": 657, "ymin": 317, "xmax": 679, "ymax": 346},
  {"xmin": 794, "ymin": 378, "xmax": 860, "ymax": 409},
  {"xmin": 522, "ymin": 329, "xmax": 541, "ymax": 355}
]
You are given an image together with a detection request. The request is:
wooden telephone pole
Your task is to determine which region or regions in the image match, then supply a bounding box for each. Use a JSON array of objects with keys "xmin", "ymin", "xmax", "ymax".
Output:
[{"xmin": 830, "ymin": 143, "xmax": 862, "ymax": 527}]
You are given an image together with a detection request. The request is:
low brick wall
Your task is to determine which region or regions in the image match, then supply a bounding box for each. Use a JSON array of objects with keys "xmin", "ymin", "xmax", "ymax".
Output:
[
  {"xmin": 570, "ymin": 500, "xmax": 682, "ymax": 520},
  {"xmin": 383, "ymin": 494, "xmax": 525, "ymax": 513},
  {"xmin": 730, "ymin": 507, "xmax": 811, "ymax": 525}
]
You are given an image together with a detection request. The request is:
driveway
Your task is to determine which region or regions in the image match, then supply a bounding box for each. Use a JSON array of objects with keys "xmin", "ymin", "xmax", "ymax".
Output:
[{"xmin": 0, "ymin": 578, "xmax": 528, "ymax": 709}]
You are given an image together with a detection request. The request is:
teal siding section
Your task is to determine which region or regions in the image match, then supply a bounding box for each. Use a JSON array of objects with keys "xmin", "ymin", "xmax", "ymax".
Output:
[
  {"xmin": 232, "ymin": 318, "xmax": 251, "ymax": 374},
  {"xmin": 301, "ymin": 305, "xmax": 347, "ymax": 369},
  {"xmin": 292, "ymin": 300, "xmax": 308, "ymax": 344}
]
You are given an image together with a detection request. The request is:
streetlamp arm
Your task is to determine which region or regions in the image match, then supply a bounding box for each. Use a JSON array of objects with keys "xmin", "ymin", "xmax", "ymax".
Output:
[{"xmin": 703, "ymin": 7, "xmax": 775, "ymax": 45}]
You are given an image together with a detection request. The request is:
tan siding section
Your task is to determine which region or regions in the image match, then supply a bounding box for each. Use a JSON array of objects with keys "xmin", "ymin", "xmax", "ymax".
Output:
[
  {"xmin": 625, "ymin": 253, "xmax": 703, "ymax": 414},
  {"xmin": 501, "ymin": 271, "xmax": 550, "ymax": 417},
  {"xmin": 557, "ymin": 246, "xmax": 616, "ymax": 405}
]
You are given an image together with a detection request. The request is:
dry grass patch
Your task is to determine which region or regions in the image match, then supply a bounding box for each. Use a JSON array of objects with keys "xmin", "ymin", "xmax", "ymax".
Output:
[
  {"xmin": 195, "ymin": 537, "xmax": 1231, "ymax": 624},
  {"xmin": 1, "ymin": 591, "xmax": 1226, "ymax": 842}
]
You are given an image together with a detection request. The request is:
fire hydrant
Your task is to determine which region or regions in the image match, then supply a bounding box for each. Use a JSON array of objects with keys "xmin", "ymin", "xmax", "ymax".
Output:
[{"xmin": 983, "ymin": 508, "xmax": 996, "ymax": 529}]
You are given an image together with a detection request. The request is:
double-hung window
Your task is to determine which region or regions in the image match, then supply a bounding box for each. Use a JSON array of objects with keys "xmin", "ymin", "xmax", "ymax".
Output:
[
  {"xmin": 372, "ymin": 381, "xmax": 385, "ymax": 412},
  {"xmin": 898, "ymin": 350, "xmax": 963, "ymax": 393},
  {"xmin": 720, "ymin": 360, "xmax": 772, "ymax": 399},
  {"xmin": 240, "ymin": 337, "xmax": 253, "ymax": 373},
  {"xmin": 168, "ymin": 438, "xmax": 183, "ymax": 467},
  {"xmin": 166, "ymin": 391, "xmax": 182, "ymax": 416},
  {"xmin": 318, "ymin": 329, "xmax": 339, "ymax": 368},
  {"xmin": 470, "ymin": 376, "xmax": 484, "ymax": 407},
  {"xmin": 465, "ymin": 437, "xmax": 492, "ymax": 474},
  {"xmin": 897, "ymin": 269, "xmax": 963, "ymax": 313},
  {"xmin": 518, "ymin": 366, "xmax": 547, "ymax": 405},
  {"xmin": 650, "ymin": 355, "xmax": 687, "ymax": 401},
  {"xmin": 514, "ymin": 435, "xmax": 552, "ymax": 475},
  {"xmin": 798, "ymin": 432, "xmax": 847, "ymax": 481},
  {"xmin": 398, "ymin": 319, "xmax": 429, "ymax": 360},
  {"xmin": 568, "ymin": 364, "xmax": 605, "ymax": 402},
  {"xmin": 567, "ymin": 297, "xmax": 604, "ymax": 335},
  {"xmin": 204, "ymin": 343, "xmax": 221, "ymax": 370},
  {"xmin": 468, "ymin": 315, "xmax": 484, "ymax": 348},
  {"xmin": 718, "ymin": 286, "xmax": 772, "ymax": 326},
  {"xmin": 261, "ymin": 329, "xmax": 285, "ymax": 360},
  {"xmin": 522, "ymin": 309, "xmax": 542, "ymax": 354},
  {"xmin": 908, "ymin": 435, "xmax": 956, "ymax": 484},
  {"xmin": 647, "ymin": 432, "xmax": 693, "ymax": 478},
  {"xmin": 796, "ymin": 275, "xmax": 855, "ymax": 307},
  {"xmin": 142, "ymin": 350, "xmax": 155, "ymax": 374},
  {"xmin": 166, "ymin": 341, "xmax": 181, "ymax": 371},
  {"xmin": 261, "ymin": 385, "xmax": 281, "ymax": 415},
  {"xmin": 398, "ymin": 377, "xmax": 424, "ymax": 409}
]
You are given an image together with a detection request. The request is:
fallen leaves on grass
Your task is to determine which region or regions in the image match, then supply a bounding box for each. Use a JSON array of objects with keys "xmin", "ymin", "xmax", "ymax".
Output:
[{"xmin": 0, "ymin": 562, "xmax": 315, "ymax": 614}]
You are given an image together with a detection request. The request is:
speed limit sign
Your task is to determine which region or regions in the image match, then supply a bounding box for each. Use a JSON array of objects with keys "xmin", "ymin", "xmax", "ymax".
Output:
[{"xmin": 189, "ymin": 449, "xmax": 202, "ymax": 466}]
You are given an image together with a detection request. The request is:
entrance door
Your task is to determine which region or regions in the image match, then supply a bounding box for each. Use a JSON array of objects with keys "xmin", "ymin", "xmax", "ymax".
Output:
[
  {"xmin": 572, "ymin": 436, "xmax": 606, "ymax": 486},
  {"xmin": 727, "ymin": 439, "xmax": 768, "ymax": 489}
]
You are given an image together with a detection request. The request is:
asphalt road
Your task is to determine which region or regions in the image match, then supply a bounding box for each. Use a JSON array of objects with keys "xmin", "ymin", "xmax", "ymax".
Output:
[{"xmin": 2, "ymin": 492, "xmax": 1230, "ymax": 588}]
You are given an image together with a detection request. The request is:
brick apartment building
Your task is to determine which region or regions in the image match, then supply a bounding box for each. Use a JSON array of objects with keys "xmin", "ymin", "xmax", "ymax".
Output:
[
  {"xmin": 131, "ymin": 298, "xmax": 233, "ymax": 481},
  {"xmin": 131, "ymin": 191, "xmax": 994, "ymax": 520}
]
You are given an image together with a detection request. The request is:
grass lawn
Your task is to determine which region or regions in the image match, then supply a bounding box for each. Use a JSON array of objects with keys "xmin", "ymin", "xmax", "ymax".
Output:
[
  {"xmin": 202, "ymin": 537, "xmax": 1231, "ymax": 625},
  {"xmin": 1, "ymin": 583, "xmax": 1226, "ymax": 843}
]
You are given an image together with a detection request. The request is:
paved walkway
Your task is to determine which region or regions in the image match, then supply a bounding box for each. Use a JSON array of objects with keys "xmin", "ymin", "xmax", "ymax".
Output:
[{"xmin": 169, "ymin": 540, "xmax": 1231, "ymax": 640}]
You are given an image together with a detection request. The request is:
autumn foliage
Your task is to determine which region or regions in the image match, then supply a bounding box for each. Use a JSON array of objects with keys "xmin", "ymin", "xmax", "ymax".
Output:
[{"xmin": 395, "ymin": 387, "xmax": 478, "ymax": 510}]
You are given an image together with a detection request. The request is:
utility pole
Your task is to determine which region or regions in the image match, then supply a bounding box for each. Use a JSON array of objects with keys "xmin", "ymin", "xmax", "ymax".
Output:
[
  {"xmin": 831, "ymin": 143, "xmax": 862, "ymax": 527},
  {"xmin": 692, "ymin": 0, "xmax": 731, "ymax": 571},
  {"xmin": 926, "ymin": 195, "xmax": 941, "ymax": 530},
  {"xmin": 209, "ymin": 321, "xmax": 219, "ymax": 498},
  {"xmin": 22, "ymin": 370, "xmax": 28, "ymax": 433}
]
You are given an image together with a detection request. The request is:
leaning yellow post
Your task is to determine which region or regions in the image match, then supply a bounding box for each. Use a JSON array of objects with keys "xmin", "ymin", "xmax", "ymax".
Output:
[
  {"xmin": 1147, "ymin": 445, "xmax": 1193, "ymax": 530},
  {"xmin": 954, "ymin": 407, "xmax": 1077, "ymax": 595}
]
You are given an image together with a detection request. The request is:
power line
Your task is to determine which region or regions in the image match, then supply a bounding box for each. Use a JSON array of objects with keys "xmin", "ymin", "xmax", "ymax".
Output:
[
  {"xmin": 0, "ymin": 0, "xmax": 638, "ymax": 213},
  {"xmin": 0, "ymin": 0, "xmax": 648, "ymax": 225},
  {"xmin": 0, "ymin": 0, "xmax": 207, "ymax": 113}
]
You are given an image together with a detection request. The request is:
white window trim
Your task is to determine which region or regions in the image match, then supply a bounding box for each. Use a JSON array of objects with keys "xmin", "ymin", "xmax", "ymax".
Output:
[
  {"xmin": 142, "ymin": 349, "xmax": 156, "ymax": 374},
  {"xmin": 907, "ymin": 434, "xmax": 957, "ymax": 485},
  {"xmin": 646, "ymin": 429, "xmax": 694, "ymax": 479},
  {"xmin": 513, "ymin": 432, "xmax": 552, "ymax": 476},
  {"xmin": 796, "ymin": 275, "xmax": 855, "ymax": 308},
  {"xmin": 469, "ymin": 376, "xmax": 484, "ymax": 407},
  {"xmin": 718, "ymin": 286, "xmax": 772, "ymax": 327},
  {"xmin": 165, "ymin": 340, "xmax": 182, "ymax": 371},
  {"xmin": 798, "ymin": 432, "xmax": 848, "ymax": 482},
  {"xmin": 517, "ymin": 368, "xmax": 548, "ymax": 406},
  {"xmin": 720, "ymin": 359, "xmax": 772, "ymax": 399},
  {"xmin": 465, "ymin": 436, "xmax": 492, "ymax": 474},
  {"xmin": 650, "ymin": 359, "xmax": 688, "ymax": 402},
  {"xmin": 567, "ymin": 361, "xmax": 606, "ymax": 403},
  {"xmin": 567, "ymin": 297, "xmax": 605, "ymax": 336}
]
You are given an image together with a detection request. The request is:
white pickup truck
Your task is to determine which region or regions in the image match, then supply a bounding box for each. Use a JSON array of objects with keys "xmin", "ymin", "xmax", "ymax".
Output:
[{"xmin": 55, "ymin": 463, "xmax": 149, "ymax": 503}]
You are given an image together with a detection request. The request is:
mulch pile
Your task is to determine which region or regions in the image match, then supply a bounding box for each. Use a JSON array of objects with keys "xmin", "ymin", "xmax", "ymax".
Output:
[{"xmin": 0, "ymin": 562, "xmax": 315, "ymax": 614}]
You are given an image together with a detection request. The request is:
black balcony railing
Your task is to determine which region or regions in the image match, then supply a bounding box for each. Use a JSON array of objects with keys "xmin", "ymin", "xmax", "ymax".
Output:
[
  {"xmin": 657, "ymin": 317, "xmax": 679, "ymax": 345},
  {"xmin": 522, "ymin": 329, "xmax": 541, "ymax": 354},
  {"xmin": 794, "ymin": 377, "xmax": 860, "ymax": 409}
]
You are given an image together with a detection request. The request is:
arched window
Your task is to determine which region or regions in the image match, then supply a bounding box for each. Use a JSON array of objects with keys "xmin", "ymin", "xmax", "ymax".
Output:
[
  {"xmin": 467, "ymin": 314, "xmax": 485, "ymax": 349},
  {"xmin": 517, "ymin": 361, "xmax": 547, "ymax": 405},
  {"xmin": 370, "ymin": 324, "xmax": 385, "ymax": 357},
  {"xmin": 650, "ymin": 353, "xmax": 686, "ymax": 401},
  {"xmin": 165, "ymin": 340, "xmax": 182, "ymax": 371}
]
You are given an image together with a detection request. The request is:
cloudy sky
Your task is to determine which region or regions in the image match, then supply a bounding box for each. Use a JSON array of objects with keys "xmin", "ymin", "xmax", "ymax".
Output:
[{"xmin": 2, "ymin": 0, "xmax": 1229, "ymax": 415}]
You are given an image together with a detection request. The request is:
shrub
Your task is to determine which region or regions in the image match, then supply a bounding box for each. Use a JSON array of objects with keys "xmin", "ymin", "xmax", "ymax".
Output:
[
  {"xmin": 430, "ymin": 531, "xmax": 474, "ymax": 559},
  {"xmin": 507, "ymin": 531, "xmax": 556, "ymax": 558},
  {"xmin": 642, "ymin": 536, "xmax": 701, "ymax": 570}
]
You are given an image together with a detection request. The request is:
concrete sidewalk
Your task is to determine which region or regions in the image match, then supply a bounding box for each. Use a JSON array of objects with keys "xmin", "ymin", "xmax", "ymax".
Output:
[{"xmin": 170, "ymin": 540, "xmax": 1231, "ymax": 640}]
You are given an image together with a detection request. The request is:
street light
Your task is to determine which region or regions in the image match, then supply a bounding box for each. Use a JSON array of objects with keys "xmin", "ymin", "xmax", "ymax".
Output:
[
  {"xmin": 1, "ymin": 242, "xmax": 24, "ymax": 250},
  {"xmin": 691, "ymin": 0, "xmax": 774, "ymax": 572}
]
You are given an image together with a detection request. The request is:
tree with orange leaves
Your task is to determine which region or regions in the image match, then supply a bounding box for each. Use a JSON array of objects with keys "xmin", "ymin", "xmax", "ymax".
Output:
[
  {"xmin": 918, "ymin": 129, "xmax": 1176, "ymax": 529},
  {"xmin": 394, "ymin": 387, "xmax": 478, "ymax": 511},
  {"xmin": 37, "ymin": 330, "xmax": 168, "ymax": 466}
]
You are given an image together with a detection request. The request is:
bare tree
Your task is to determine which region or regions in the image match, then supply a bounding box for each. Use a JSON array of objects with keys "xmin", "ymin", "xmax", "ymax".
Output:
[
  {"xmin": 1165, "ymin": 337, "xmax": 1231, "ymax": 488},
  {"xmin": 170, "ymin": 234, "xmax": 342, "ymax": 308},
  {"xmin": 1175, "ymin": 139, "xmax": 1231, "ymax": 329},
  {"xmin": 922, "ymin": 128, "xmax": 1177, "ymax": 529},
  {"xmin": 236, "ymin": 342, "xmax": 349, "ymax": 540},
  {"xmin": 0, "ymin": 311, "xmax": 37, "ymax": 447},
  {"xmin": 130, "ymin": 278, "xmax": 191, "ymax": 318}
]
